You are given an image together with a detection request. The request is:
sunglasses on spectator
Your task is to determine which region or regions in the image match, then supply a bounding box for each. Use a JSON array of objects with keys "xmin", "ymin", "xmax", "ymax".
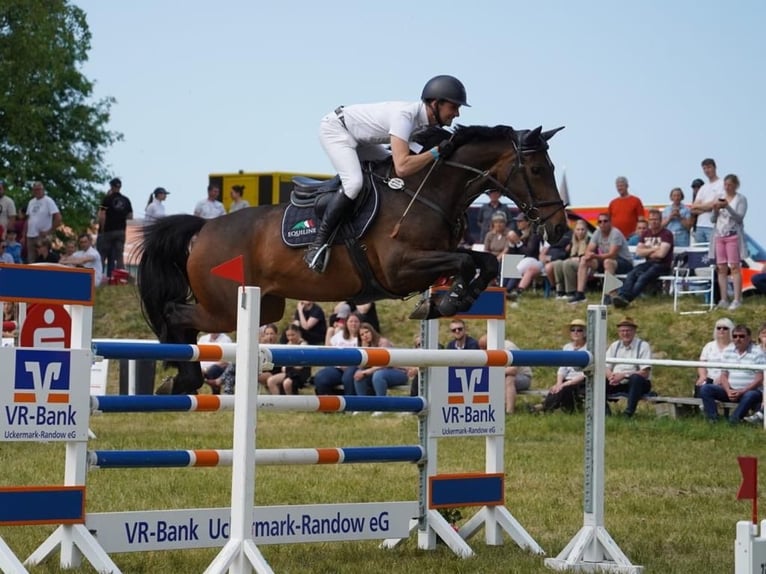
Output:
[
  {"xmin": 732, "ymin": 334, "xmax": 748, "ymax": 339},
  {"xmin": 716, "ymin": 326, "xmax": 730, "ymax": 330},
  {"xmin": 450, "ymin": 327, "xmax": 464, "ymax": 333},
  {"xmin": 570, "ymin": 327, "xmax": 585, "ymax": 332},
  {"xmin": 598, "ymin": 219, "xmax": 609, "ymax": 223}
]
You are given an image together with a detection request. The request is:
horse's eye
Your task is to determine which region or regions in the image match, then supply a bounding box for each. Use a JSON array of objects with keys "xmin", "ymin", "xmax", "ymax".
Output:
[{"xmin": 530, "ymin": 165, "xmax": 544, "ymax": 176}]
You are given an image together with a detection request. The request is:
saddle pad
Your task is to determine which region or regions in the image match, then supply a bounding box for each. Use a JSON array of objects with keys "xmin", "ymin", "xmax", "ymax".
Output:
[{"xmin": 281, "ymin": 186, "xmax": 380, "ymax": 248}]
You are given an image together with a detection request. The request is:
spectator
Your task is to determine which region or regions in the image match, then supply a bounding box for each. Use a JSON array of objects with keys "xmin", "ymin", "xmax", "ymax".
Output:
[
  {"xmin": 0, "ymin": 179, "xmax": 16, "ymax": 239},
  {"xmin": 0, "ymin": 239, "xmax": 13, "ymax": 264},
  {"xmin": 349, "ymin": 301, "xmax": 380, "ymax": 333},
  {"xmin": 198, "ymin": 331, "xmax": 233, "ymax": 394},
  {"xmin": 477, "ymin": 189, "xmax": 514, "ymax": 240},
  {"xmin": 626, "ymin": 217, "xmax": 647, "ymax": 247},
  {"xmin": 744, "ymin": 323, "xmax": 766, "ymax": 424},
  {"xmin": 569, "ymin": 214, "xmax": 633, "ymax": 304},
  {"xmin": 540, "ymin": 227, "xmax": 573, "ymax": 286},
  {"xmin": 63, "ymin": 239, "xmax": 76, "ymax": 257},
  {"xmin": 446, "ymin": 319, "xmax": 479, "ymax": 350},
  {"xmin": 350, "ymin": 323, "xmax": 408, "ymax": 408},
  {"xmin": 693, "ymin": 317, "xmax": 734, "ymax": 398},
  {"xmin": 711, "ymin": 174, "xmax": 748, "ymax": 311},
  {"xmin": 194, "ymin": 184, "xmax": 226, "ymax": 219},
  {"xmin": 4, "ymin": 229, "xmax": 22, "ymax": 263},
  {"xmin": 484, "ymin": 211, "xmax": 509, "ymax": 265},
  {"xmin": 59, "ymin": 233, "xmax": 103, "ymax": 287},
  {"xmin": 699, "ymin": 324, "xmax": 765, "ymax": 424},
  {"xmin": 257, "ymin": 324, "xmax": 281, "ymax": 391},
  {"xmin": 313, "ymin": 313, "xmax": 361, "ymax": 395},
  {"xmin": 612, "ymin": 209, "xmax": 674, "ymax": 309},
  {"xmin": 689, "ymin": 178, "xmax": 705, "ymax": 234},
  {"xmin": 25, "ymin": 181, "xmax": 62, "ymax": 261},
  {"xmin": 228, "ymin": 185, "xmax": 249, "ymax": 213},
  {"xmin": 608, "ymin": 176, "xmax": 645, "ymax": 239},
  {"xmin": 502, "ymin": 338, "xmax": 533, "ymax": 415},
  {"xmin": 691, "ymin": 158, "xmax": 724, "ymax": 244},
  {"xmin": 266, "ymin": 324, "xmax": 309, "ymax": 395},
  {"xmin": 33, "ymin": 237, "xmax": 60, "ymax": 263},
  {"xmin": 661, "ymin": 188, "xmax": 692, "ymax": 248},
  {"xmin": 324, "ymin": 302, "xmax": 351, "ymax": 345},
  {"xmin": 408, "ymin": 334, "xmax": 423, "ymax": 397},
  {"xmin": 505, "ymin": 213, "xmax": 543, "ymax": 300},
  {"xmin": 288, "ymin": 300, "xmax": 327, "ymax": 346},
  {"xmin": 551, "ymin": 220, "xmax": 589, "ymax": 299},
  {"xmin": 529, "ymin": 319, "xmax": 588, "ymax": 414},
  {"xmin": 144, "ymin": 187, "xmax": 169, "ymax": 224},
  {"xmin": 605, "ymin": 316, "xmax": 652, "ymax": 417},
  {"xmin": 98, "ymin": 177, "xmax": 133, "ymax": 279}
]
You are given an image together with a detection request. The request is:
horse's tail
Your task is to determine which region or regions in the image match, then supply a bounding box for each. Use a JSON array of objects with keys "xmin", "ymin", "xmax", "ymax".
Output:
[{"xmin": 136, "ymin": 214, "xmax": 207, "ymax": 340}]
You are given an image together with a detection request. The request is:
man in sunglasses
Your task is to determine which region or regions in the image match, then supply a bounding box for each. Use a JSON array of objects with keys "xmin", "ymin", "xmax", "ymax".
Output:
[
  {"xmin": 446, "ymin": 320, "xmax": 479, "ymax": 350},
  {"xmin": 699, "ymin": 325, "xmax": 765, "ymax": 423}
]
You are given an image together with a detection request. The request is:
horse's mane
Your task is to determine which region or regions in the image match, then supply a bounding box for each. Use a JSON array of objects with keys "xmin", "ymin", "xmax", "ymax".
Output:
[{"xmin": 411, "ymin": 124, "xmax": 519, "ymax": 153}]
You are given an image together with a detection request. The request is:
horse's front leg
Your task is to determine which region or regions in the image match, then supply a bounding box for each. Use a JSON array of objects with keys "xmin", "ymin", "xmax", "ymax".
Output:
[{"xmin": 464, "ymin": 250, "xmax": 501, "ymax": 303}]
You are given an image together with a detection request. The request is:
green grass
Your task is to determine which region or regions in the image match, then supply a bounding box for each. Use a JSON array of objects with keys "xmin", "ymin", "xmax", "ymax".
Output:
[{"xmin": 1, "ymin": 286, "xmax": 764, "ymax": 573}]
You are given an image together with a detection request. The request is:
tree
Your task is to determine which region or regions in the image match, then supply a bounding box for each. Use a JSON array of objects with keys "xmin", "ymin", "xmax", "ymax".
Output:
[{"xmin": 0, "ymin": 0, "xmax": 121, "ymax": 232}]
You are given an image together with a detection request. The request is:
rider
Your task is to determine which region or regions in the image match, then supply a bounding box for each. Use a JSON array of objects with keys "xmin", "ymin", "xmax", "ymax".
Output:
[{"xmin": 304, "ymin": 75, "xmax": 470, "ymax": 272}]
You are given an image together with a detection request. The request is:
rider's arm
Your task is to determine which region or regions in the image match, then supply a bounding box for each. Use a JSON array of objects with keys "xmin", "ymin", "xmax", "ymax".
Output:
[{"xmin": 390, "ymin": 136, "xmax": 438, "ymax": 178}]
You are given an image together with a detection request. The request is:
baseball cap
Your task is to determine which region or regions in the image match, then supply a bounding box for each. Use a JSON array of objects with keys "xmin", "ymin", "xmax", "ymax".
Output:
[
  {"xmin": 691, "ymin": 178, "xmax": 704, "ymax": 188},
  {"xmin": 514, "ymin": 212, "xmax": 528, "ymax": 222},
  {"xmin": 153, "ymin": 187, "xmax": 169, "ymax": 196}
]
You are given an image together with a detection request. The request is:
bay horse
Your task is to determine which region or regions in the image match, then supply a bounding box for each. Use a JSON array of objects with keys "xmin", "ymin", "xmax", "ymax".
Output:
[{"xmin": 137, "ymin": 124, "xmax": 567, "ymax": 394}]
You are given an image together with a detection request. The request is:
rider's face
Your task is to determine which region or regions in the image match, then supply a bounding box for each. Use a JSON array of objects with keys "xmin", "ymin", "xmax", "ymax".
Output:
[{"xmin": 436, "ymin": 101, "xmax": 460, "ymax": 126}]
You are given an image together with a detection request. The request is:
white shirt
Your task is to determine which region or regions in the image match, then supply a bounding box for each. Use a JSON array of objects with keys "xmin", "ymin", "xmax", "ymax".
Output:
[
  {"xmin": 699, "ymin": 340, "xmax": 729, "ymax": 382},
  {"xmin": 67, "ymin": 246, "xmax": 103, "ymax": 287},
  {"xmin": 144, "ymin": 199, "xmax": 166, "ymax": 223},
  {"xmin": 194, "ymin": 199, "xmax": 226, "ymax": 219},
  {"xmin": 721, "ymin": 343, "xmax": 766, "ymax": 390},
  {"xmin": 198, "ymin": 333, "xmax": 233, "ymax": 370},
  {"xmin": 341, "ymin": 101, "xmax": 430, "ymax": 144},
  {"xmin": 0, "ymin": 195, "xmax": 17, "ymax": 231},
  {"xmin": 606, "ymin": 336, "xmax": 652, "ymax": 377},
  {"xmin": 330, "ymin": 331, "xmax": 358, "ymax": 348},
  {"xmin": 26, "ymin": 195, "xmax": 60, "ymax": 238},
  {"xmin": 229, "ymin": 200, "xmax": 250, "ymax": 213},
  {"xmin": 694, "ymin": 178, "xmax": 724, "ymax": 229}
]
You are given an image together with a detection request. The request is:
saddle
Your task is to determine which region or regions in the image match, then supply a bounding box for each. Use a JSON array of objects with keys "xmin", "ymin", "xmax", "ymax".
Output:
[{"xmin": 280, "ymin": 170, "xmax": 380, "ymax": 247}]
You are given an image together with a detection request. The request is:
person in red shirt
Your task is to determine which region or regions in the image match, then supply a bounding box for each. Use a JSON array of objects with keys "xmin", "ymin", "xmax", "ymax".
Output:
[{"xmin": 608, "ymin": 176, "xmax": 645, "ymax": 239}]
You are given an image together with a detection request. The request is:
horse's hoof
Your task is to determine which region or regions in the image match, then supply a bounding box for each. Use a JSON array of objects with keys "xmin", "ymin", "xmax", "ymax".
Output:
[
  {"xmin": 436, "ymin": 296, "xmax": 460, "ymax": 318},
  {"xmin": 409, "ymin": 299, "xmax": 442, "ymax": 320}
]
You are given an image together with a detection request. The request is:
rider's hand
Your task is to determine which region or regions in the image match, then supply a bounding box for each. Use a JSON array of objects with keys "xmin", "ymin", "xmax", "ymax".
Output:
[{"xmin": 437, "ymin": 140, "xmax": 455, "ymax": 160}]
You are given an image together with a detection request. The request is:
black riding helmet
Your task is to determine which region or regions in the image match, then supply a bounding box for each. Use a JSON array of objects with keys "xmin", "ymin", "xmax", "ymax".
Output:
[{"xmin": 421, "ymin": 75, "xmax": 470, "ymax": 107}]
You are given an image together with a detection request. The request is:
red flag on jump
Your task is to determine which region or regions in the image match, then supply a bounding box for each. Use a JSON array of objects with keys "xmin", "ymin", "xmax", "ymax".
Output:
[
  {"xmin": 737, "ymin": 456, "xmax": 758, "ymax": 500},
  {"xmin": 211, "ymin": 255, "xmax": 245, "ymax": 286}
]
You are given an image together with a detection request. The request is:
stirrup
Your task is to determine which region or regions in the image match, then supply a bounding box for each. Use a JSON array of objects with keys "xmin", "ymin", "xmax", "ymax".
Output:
[{"xmin": 305, "ymin": 243, "xmax": 331, "ymax": 273}]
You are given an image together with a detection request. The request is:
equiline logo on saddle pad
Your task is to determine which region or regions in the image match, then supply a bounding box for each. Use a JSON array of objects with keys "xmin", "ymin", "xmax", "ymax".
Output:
[{"xmin": 280, "ymin": 189, "xmax": 380, "ymax": 248}]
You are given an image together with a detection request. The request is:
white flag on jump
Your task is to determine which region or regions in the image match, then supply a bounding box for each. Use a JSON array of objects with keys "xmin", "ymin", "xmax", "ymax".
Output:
[{"xmin": 602, "ymin": 272, "xmax": 624, "ymax": 304}]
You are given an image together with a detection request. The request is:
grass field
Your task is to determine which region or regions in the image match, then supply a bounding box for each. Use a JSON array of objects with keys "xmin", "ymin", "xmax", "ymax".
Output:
[{"xmin": 1, "ymin": 285, "xmax": 765, "ymax": 573}]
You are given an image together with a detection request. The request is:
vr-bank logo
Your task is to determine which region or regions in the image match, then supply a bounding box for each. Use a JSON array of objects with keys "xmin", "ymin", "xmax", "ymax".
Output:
[
  {"xmin": 447, "ymin": 367, "xmax": 489, "ymax": 405},
  {"xmin": 13, "ymin": 350, "xmax": 71, "ymax": 404}
]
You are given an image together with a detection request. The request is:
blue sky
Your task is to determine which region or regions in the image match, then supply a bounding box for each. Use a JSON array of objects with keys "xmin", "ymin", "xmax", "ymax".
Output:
[{"xmin": 75, "ymin": 1, "xmax": 765, "ymax": 243}]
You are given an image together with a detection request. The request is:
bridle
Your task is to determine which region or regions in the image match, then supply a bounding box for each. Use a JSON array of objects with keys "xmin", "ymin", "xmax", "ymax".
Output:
[{"xmin": 443, "ymin": 136, "xmax": 567, "ymax": 239}]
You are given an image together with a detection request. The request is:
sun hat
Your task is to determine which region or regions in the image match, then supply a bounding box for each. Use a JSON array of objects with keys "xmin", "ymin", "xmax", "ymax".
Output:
[
  {"xmin": 616, "ymin": 316, "xmax": 638, "ymax": 329},
  {"xmin": 569, "ymin": 318, "xmax": 587, "ymax": 328},
  {"xmin": 491, "ymin": 211, "xmax": 507, "ymax": 222}
]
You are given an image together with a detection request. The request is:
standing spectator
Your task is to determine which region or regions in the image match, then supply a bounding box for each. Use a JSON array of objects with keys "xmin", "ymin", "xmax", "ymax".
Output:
[
  {"xmin": 0, "ymin": 180, "xmax": 16, "ymax": 239},
  {"xmin": 612, "ymin": 209, "xmax": 674, "ymax": 309},
  {"xmin": 446, "ymin": 319, "xmax": 480, "ymax": 350},
  {"xmin": 569, "ymin": 214, "xmax": 633, "ymax": 304},
  {"xmin": 626, "ymin": 217, "xmax": 648, "ymax": 247},
  {"xmin": 551, "ymin": 220, "xmax": 589, "ymax": 299},
  {"xmin": 144, "ymin": 187, "xmax": 169, "ymax": 224},
  {"xmin": 266, "ymin": 324, "xmax": 309, "ymax": 395},
  {"xmin": 605, "ymin": 316, "xmax": 652, "ymax": 417},
  {"xmin": 477, "ymin": 189, "xmax": 513, "ymax": 239},
  {"xmin": 59, "ymin": 233, "xmax": 103, "ymax": 287},
  {"xmin": 661, "ymin": 188, "xmax": 692, "ymax": 248},
  {"xmin": 0, "ymin": 239, "xmax": 13, "ymax": 264},
  {"xmin": 4, "ymin": 229, "xmax": 22, "ymax": 263},
  {"xmin": 699, "ymin": 325, "xmax": 765, "ymax": 423},
  {"xmin": 194, "ymin": 184, "xmax": 226, "ymax": 219},
  {"xmin": 199, "ymin": 331, "xmax": 233, "ymax": 394},
  {"xmin": 228, "ymin": 185, "xmax": 249, "ymax": 213},
  {"xmin": 505, "ymin": 213, "xmax": 543, "ymax": 300},
  {"xmin": 529, "ymin": 319, "xmax": 588, "ymax": 413},
  {"xmin": 25, "ymin": 181, "xmax": 61, "ymax": 261},
  {"xmin": 288, "ymin": 300, "xmax": 327, "ymax": 346},
  {"xmin": 350, "ymin": 323, "xmax": 408, "ymax": 406},
  {"xmin": 693, "ymin": 317, "xmax": 734, "ymax": 397},
  {"xmin": 690, "ymin": 158, "xmax": 724, "ymax": 244},
  {"xmin": 689, "ymin": 178, "xmax": 705, "ymax": 235},
  {"xmin": 711, "ymin": 174, "xmax": 748, "ymax": 311},
  {"xmin": 313, "ymin": 313, "xmax": 361, "ymax": 395},
  {"xmin": 608, "ymin": 176, "xmax": 645, "ymax": 239},
  {"xmin": 98, "ymin": 177, "xmax": 133, "ymax": 279},
  {"xmin": 32, "ymin": 237, "xmax": 60, "ymax": 263}
]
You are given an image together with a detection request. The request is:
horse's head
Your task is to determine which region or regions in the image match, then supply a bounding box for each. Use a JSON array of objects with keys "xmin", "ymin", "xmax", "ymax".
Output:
[{"xmin": 416, "ymin": 124, "xmax": 569, "ymax": 243}]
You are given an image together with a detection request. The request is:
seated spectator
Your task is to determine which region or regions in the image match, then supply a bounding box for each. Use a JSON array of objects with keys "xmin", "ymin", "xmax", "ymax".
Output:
[
  {"xmin": 0, "ymin": 239, "xmax": 13, "ymax": 264},
  {"xmin": 612, "ymin": 209, "xmax": 674, "ymax": 309},
  {"xmin": 33, "ymin": 237, "xmax": 60, "ymax": 263},
  {"xmin": 314, "ymin": 313, "xmax": 361, "ymax": 395},
  {"xmin": 349, "ymin": 301, "xmax": 380, "ymax": 333},
  {"xmin": 693, "ymin": 317, "xmax": 734, "ymax": 397},
  {"xmin": 62, "ymin": 239, "xmax": 76, "ymax": 257},
  {"xmin": 324, "ymin": 303, "xmax": 351, "ymax": 345},
  {"xmin": 267, "ymin": 324, "xmax": 309, "ymax": 395},
  {"xmin": 569, "ymin": 214, "xmax": 632, "ymax": 304},
  {"xmin": 505, "ymin": 213, "xmax": 543, "ymax": 300},
  {"xmin": 287, "ymin": 300, "xmax": 326, "ymax": 345},
  {"xmin": 502, "ymin": 339, "xmax": 532, "ymax": 415},
  {"xmin": 198, "ymin": 331, "xmax": 233, "ymax": 394},
  {"xmin": 661, "ymin": 187, "xmax": 692, "ymax": 248},
  {"xmin": 257, "ymin": 324, "xmax": 281, "ymax": 391},
  {"xmin": 530, "ymin": 319, "xmax": 588, "ymax": 414},
  {"xmin": 446, "ymin": 319, "xmax": 480, "ymax": 350},
  {"xmin": 4, "ymin": 229, "xmax": 22, "ymax": 263},
  {"xmin": 59, "ymin": 233, "xmax": 103, "ymax": 287},
  {"xmin": 605, "ymin": 316, "xmax": 652, "ymax": 417},
  {"xmin": 540, "ymin": 227, "xmax": 573, "ymax": 289},
  {"xmin": 699, "ymin": 324, "xmax": 765, "ymax": 423},
  {"xmin": 350, "ymin": 323, "xmax": 408, "ymax": 409},
  {"xmin": 550, "ymin": 220, "xmax": 589, "ymax": 299},
  {"xmin": 744, "ymin": 323, "xmax": 766, "ymax": 424},
  {"xmin": 626, "ymin": 217, "xmax": 648, "ymax": 246}
]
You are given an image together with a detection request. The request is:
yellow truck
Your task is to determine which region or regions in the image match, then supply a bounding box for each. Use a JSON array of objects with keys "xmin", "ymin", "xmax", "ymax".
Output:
[{"xmin": 208, "ymin": 171, "xmax": 331, "ymax": 212}]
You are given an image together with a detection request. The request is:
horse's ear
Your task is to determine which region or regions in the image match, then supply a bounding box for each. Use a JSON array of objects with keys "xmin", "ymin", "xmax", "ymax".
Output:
[
  {"xmin": 541, "ymin": 126, "xmax": 565, "ymax": 141},
  {"xmin": 525, "ymin": 126, "xmax": 542, "ymax": 144}
]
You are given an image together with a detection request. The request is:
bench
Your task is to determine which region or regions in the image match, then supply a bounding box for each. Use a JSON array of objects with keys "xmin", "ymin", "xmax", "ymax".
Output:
[{"xmin": 645, "ymin": 396, "xmax": 739, "ymax": 419}]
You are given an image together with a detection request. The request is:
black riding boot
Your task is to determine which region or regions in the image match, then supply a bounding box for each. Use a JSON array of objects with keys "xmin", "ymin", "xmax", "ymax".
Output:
[{"xmin": 304, "ymin": 192, "xmax": 355, "ymax": 273}]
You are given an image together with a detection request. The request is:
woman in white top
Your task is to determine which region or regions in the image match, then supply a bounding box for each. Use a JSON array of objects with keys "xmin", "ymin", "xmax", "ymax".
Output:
[
  {"xmin": 144, "ymin": 187, "xmax": 169, "ymax": 224},
  {"xmin": 314, "ymin": 313, "xmax": 361, "ymax": 395},
  {"xmin": 228, "ymin": 185, "xmax": 249, "ymax": 213},
  {"xmin": 694, "ymin": 317, "xmax": 734, "ymax": 397},
  {"xmin": 710, "ymin": 174, "xmax": 747, "ymax": 311}
]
